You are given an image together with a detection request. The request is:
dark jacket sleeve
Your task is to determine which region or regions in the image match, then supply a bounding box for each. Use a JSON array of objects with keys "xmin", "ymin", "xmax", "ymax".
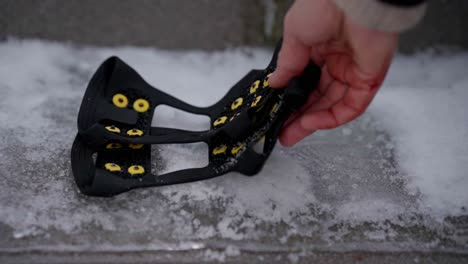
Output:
[{"xmin": 333, "ymin": 0, "xmax": 427, "ymax": 32}]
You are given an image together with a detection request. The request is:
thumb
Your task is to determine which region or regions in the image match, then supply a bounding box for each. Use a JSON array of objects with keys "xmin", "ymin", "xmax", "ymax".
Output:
[{"xmin": 268, "ymin": 37, "xmax": 310, "ymax": 88}]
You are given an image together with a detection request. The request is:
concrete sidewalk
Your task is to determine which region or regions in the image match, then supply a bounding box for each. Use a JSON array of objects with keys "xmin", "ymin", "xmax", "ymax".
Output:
[
  {"xmin": 2, "ymin": 250, "xmax": 468, "ymax": 264},
  {"xmin": 0, "ymin": 40, "xmax": 467, "ymax": 263},
  {"xmin": 1, "ymin": 1, "xmax": 468, "ymax": 262}
]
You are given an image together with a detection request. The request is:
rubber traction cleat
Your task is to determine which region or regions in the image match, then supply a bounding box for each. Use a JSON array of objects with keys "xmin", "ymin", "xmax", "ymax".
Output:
[{"xmin": 71, "ymin": 41, "xmax": 321, "ymax": 197}]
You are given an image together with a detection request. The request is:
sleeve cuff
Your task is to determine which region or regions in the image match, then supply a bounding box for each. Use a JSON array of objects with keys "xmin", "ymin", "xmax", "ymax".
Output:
[{"xmin": 333, "ymin": 0, "xmax": 427, "ymax": 32}]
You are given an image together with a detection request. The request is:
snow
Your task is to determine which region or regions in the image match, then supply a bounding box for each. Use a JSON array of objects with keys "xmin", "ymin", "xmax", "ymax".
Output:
[
  {"xmin": 0, "ymin": 39, "xmax": 467, "ymax": 255},
  {"xmin": 370, "ymin": 54, "xmax": 468, "ymax": 218},
  {"xmin": 156, "ymin": 143, "xmax": 209, "ymax": 174},
  {"xmin": 152, "ymin": 105, "xmax": 210, "ymax": 131}
]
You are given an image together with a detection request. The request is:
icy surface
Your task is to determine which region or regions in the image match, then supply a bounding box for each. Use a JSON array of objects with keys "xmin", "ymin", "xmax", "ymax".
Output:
[
  {"xmin": 152, "ymin": 105, "xmax": 211, "ymax": 131},
  {"xmin": 370, "ymin": 54, "xmax": 468, "ymax": 218},
  {"xmin": 0, "ymin": 40, "xmax": 467, "ymax": 255}
]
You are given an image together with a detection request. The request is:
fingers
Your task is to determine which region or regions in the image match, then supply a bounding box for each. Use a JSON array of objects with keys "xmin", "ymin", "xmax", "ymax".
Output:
[
  {"xmin": 300, "ymin": 84, "xmax": 378, "ymax": 131},
  {"xmin": 268, "ymin": 37, "xmax": 310, "ymax": 88},
  {"xmin": 279, "ymin": 119, "xmax": 316, "ymax": 147},
  {"xmin": 305, "ymin": 68, "xmax": 346, "ymax": 112},
  {"xmin": 278, "ymin": 89, "xmax": 345, "ymax": 147},
  {"xmin": 279, "ymin": 82, "xmax": 378, "ymax": 147}
]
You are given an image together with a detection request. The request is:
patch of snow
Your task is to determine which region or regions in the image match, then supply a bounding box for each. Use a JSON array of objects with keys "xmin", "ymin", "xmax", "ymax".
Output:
[
  {"xmin": 225, "ymin": 245, "xmax": 241, "ymax": 257},
  {"xmin": 152, "ymin": 105, "xmax": 211, "ymax": 131},
  {"xmin": 335, "ymin": 199, "xmax": 406, "ymax": 222},
  {"xmin": 370, "ymin": 53, "xmax": 468, "ymax": 218},
  {"xmin": 0, "ymin": 39, "xmax": 467, "ymax": 254},
  {"xmin": 156, "ymin": 143, "xmax": 209, "ymax": 174}
]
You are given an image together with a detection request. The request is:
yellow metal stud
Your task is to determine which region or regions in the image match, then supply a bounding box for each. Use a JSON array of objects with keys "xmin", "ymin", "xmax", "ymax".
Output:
[
  {"xmin": 128, "ymin": 165, "xmax": 145, "ymax": 175},
  {"xmin": 104, "ymin": 163, "xmax": 122, "ymax": 172},
  {"xmin": 231, "ymin": 144, "xmax": 245, "ymax": 155},
  {"xmin": 106, "ymin": 143, "xmax": 122, "ymax": 149},
  {"xmin": 263, "ymin": 73, "xmax": 272, "ymax": 88},
  {"xmin": 105, "ymin": 125, "xmax": 121, "ymax": 134},
  {"xmin": 231, "ymin": 97, "xmax": 243, "ymax": 110},
  {"xmin": 112, "ymin": 93, "xmax": 129, "ymax": 108},
  {"xmin": 129, "ymin": 143, "xmax": 144, "ymax": 150},
  {"xmin": 127, "ymin": 129, "xmax": 144, "ymax": 136},
  {"xmin": 249, "ymin": 80, "xmax": 261, "ymax": 94},
  {"xmin": 133, "ymin": 98, "xmax": 150, "ymax": 113},
  {"xmin": 212, "ymin": 145, "xmax": 228, "ymax": 155},
  {"xmin": 213, "ymin": 116, "xmax": 228, "ymax": 126},
  {"xmin": 251, "ymin": 95, "xmax": 262, "ymax": 107}
]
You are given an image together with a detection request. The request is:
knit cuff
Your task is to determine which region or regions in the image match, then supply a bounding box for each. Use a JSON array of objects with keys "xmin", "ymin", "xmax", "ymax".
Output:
[{"xmin": 333, "ymin": 0, "xmax": 427, "ymax": 32}]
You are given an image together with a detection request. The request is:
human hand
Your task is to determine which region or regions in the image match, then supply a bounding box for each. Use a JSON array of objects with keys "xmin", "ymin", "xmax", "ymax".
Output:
[{"xmin": 269, "ymin": 0, "xmax": 399, "ymax": 146}]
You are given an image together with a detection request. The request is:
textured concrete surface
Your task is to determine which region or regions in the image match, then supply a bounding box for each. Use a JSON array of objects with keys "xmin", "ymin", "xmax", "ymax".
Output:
[
  {"xmin": 1, "ymin": 250, "xmax": 468, "ymax": 264},
  {"xmin": 1, "ymin": 0, "xmax": 468, "ymax": 262},
  {"xmin": 0, "ymin": 40, "xmax": 467, "ymax": 263},
  {"xmin": 1, "ymin": 0, "xmax": 467, "ymax": 51}
]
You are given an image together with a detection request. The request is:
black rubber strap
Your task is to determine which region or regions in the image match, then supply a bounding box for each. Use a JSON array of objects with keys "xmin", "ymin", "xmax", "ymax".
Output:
[
  {"xmin": 378, "ymin": 0, "xmax": 426, "ymax": 7},
  {"xmin": 71, "ymin": 39, "xmax": 321, "ymax": 196}
]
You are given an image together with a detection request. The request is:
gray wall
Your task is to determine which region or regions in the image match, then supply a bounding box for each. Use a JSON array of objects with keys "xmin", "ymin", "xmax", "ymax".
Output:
[
  {"xmin": 1, "ymin": 0, "xmax": 467, "ymax": 52},
  {"xmin": 400, "ymin": 0, "xmax": 468, "ymax": 53},
  {"xmin": 0, "ymin": 0, "xmax": 265, "ymax": 49}
]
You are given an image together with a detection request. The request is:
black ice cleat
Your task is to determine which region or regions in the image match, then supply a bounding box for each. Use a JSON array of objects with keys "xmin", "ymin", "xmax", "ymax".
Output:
[{"xmin": 71, "ymin": 43, "xmax": 321, "ymax": 197}]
